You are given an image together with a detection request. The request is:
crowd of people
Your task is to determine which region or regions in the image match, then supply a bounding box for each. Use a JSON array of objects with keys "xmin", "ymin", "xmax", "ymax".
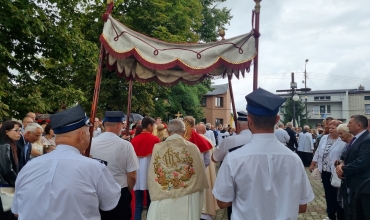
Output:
[
  {"xmin": 1, "ymin": 87, "xmax": 370, "ymax": 220},
  {"xmin": 274, "ymin": 115, "xmax": 370, "ymax": 220}
]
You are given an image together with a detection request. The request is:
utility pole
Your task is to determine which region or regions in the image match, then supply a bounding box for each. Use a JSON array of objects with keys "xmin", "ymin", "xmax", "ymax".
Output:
[
  {"xmin": 276, "ymin": 72, "xmax": 311, "ymax": 128},
  {"xmin": 304, "ymin": 59, "xmax": 309, "ymax": 125}
]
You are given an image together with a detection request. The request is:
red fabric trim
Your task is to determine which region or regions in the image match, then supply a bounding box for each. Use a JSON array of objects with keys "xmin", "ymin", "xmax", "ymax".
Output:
[
  {"xmin": 100, "ymin": 34, "xmax": 255, "ymax": 75},
  {"xmin": 188, "ymin": 130, "xmax": 212, "ymax": 153},
  {"xmin": 131, "ymin": 132, "xmax": 160, "ymax": 157}
]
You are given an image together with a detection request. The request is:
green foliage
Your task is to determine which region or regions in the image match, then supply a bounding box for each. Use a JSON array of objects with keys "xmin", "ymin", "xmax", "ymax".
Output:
[
  {"xmin": 0, "ymin": 0, "xmax": 231, "ymax": 120},
  {"xmin": 282, "ymin": 97, "xmax": 307, "ymax": 127}
]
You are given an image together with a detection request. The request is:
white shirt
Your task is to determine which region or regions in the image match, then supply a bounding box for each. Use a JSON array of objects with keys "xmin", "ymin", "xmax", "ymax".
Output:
[
  {"xmin": 12, "ymin": 145, "xmax": 121, "ymax": 220},
  {"xmin": 297, "ymin": 131, "xmax": 314, "ymax": 153},
  {"xmin": 213, "ymin": 134, "xmax": 314, "ymax": 220},
  {"xmin": 217, "ymin": 131, "xmax": 230, "ymax": 146},
  {"xmin": 204, "ymin": 130, "xmax": 216, "ymax": 146},
  {"xmin": 274, "ymin": 128, "xmax": 290, "ymax": 144},
  {"xmin": 93, "ymin": 127, "xmax": 102, "ymax": 138},
  {"xmin": 352, "ymin": 129, "xmax": 367, "ymax": 145},
  {"xmin": 212, "ymin": 129, "xmax": 252, "ymax": 162},
  {"xmin": 91, "ymin": 132, "xmax": 139, "ymax": 188}
]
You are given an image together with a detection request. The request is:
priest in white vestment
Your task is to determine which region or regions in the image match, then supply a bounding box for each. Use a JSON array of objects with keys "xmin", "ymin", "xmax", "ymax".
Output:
[
  {"xmin": 146, "ymin": 119, "xmax": 209, "ymax": 220},
  {"xmin": 297, "ymin": 125, "xmax": 314, "ymax": 166}
]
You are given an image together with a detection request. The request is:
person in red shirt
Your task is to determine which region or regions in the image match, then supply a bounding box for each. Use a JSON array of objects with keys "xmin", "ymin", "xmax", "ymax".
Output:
[
  {"xmin": 130, "ymin": 117, "xmax": 160, "ymax": 220},
  {"xmin": 183, "ymin": 116, "xmax": 212, "ymax": 168}
]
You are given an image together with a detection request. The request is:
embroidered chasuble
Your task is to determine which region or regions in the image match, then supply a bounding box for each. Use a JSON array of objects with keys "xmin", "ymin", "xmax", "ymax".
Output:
[{"xmin": 148, "ymin": 135, "xmax": 209, "ymax": 201}]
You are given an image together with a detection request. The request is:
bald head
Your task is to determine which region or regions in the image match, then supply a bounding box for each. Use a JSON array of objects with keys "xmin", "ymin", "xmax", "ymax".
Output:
[
  {"xmin": 196, "ymin": 124, "xmax": 206, "ymax": 135},
  {"xmin": 26, "ymin": 112, "xmax": 36, "ymax": 122},
  {"xmin": 55, "ymin": 126, "xmax": 91, "ymax": 154},
  {"xmin": 22, "ymin": 116, "xmax": 33, "ymax": 128}
]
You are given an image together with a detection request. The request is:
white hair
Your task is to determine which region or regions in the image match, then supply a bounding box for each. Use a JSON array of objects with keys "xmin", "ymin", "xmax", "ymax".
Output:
[
  {"xmin": 337, "ymin": 124, "xmax": 349, "ymax": 133},
  {"xmin": 304, "ymin": 125, "xmax": 310, "ymax": 131},
  {"xmin": 167, "ymin": 119, "xmax": 185, "ymax": 134},
  {"xmin": 24, "ymin": 122, "xmax": 43, "ymax": 133},
  {"xmin": 286, "ymin": 122, "xmax": 292, "ymax": 128},
  {"xmin": 205, "ymin": 123, "xmax": 211, "ymax": 129}
]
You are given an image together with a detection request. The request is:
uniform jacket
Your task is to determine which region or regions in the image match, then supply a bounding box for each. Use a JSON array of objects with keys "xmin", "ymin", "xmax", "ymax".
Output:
[{"xmin": 343, "ymin": 130, "xmax": 370, "ymax": 195}]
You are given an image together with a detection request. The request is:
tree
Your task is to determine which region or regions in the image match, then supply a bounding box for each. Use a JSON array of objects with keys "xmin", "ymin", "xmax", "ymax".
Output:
[
  {"xmin": 0, "ymin": 0, "xmax": 232, "ymax": 120},
  {"xmin": 281, "ymin": 97, "xmax": 307, "ymax": 127}
]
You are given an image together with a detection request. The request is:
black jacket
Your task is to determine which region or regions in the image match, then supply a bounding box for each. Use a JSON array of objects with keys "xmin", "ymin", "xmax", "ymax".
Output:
[
  {"xmin": 16, "ymin": 135, "xmax": 31, "ymax": 172},
  {"xmin": 343, "ymin": 130, "xmax": 370, "ymax": 194},
  {"xmin": 0, "ymin": 142, "xmax": 18, "ymax": 187},
  {"xmin": 285, "ymin": 127, "xmax": 298, "ymax": 149}
]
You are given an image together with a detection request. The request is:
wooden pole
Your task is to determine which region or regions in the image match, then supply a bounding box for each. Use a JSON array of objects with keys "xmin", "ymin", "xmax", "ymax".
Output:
[
  {"xmin": 228, "ymin": 75, "xmax": 238, "ymax": 132},
  {"xmin": 85, "ymin": 44, "xmax": 105, "ymax": 157},
  {"xmin": 125, "ymin": 79, "xmax": 133, "ymax": 136},
  {"xmin": 253, "ymin": 0, "xmax": 261, "ymax": 91}
]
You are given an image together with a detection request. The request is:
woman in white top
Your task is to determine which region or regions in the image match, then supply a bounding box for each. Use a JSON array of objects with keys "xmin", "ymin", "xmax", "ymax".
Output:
[{"xmin": 309, "ymin": 120, "xmax": 346, "ymax": 220}]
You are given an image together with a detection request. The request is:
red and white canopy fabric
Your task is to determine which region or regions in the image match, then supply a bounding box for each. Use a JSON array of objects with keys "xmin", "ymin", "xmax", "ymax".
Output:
[{"xmin": 100, "ymin": 14, "xmax": 257, "ymax": 86}]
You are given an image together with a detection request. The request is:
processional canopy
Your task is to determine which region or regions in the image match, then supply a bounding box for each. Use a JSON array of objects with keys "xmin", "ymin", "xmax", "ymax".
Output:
[{"xmin": 100, "ymin": 13, "xmax": 257, "ymax": 86}]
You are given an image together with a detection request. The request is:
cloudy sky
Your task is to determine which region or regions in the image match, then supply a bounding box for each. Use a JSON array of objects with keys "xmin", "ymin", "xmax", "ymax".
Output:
[{"xmin": 212, "ymin": 0, "xmax": 370, "ymax": 111}]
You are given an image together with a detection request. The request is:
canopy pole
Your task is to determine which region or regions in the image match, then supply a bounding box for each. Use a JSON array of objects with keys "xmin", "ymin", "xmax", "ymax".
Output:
[
  {"xmin": 228, "ymin": 75, "xmax": 238, "ymax": 132},
  {"xmin": 253, "ymin": 0, "xmax": 261, "ymax": 91},
  {"xmin": 125, "ymin": 79, "xmax": 133, "ymax": 136},
  {"xmin": 85, "ymin": 44, "xmax": 105, "ymax": 157}
]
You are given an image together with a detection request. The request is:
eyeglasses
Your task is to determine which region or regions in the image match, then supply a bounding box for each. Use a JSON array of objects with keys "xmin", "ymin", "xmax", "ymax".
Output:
[{"xmin": 10, "ymin": 129, "xmax": 22, "ymax": 133}]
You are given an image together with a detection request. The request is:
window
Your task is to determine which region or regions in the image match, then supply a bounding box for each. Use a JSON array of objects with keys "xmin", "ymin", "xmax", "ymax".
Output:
[
  {"xmin": 320, "ymin": 105, "xmax": 326, "ymax": 114},
  {"xmin": 326, "ymin": 105, "xmax": 331, "ymax": 114},
  {"xmin": 365, "ymin": 96, "xmax": 370, "ymax": 100},
  {"xmin": 215, "ymin": 118, "xmax": 223, "ymax": 126},
  {"xmin": 201, "ymin": 97, "xmax": 207, "ymax": 107},
  {"xmin": 215, "ymin": 97, "xmax": 223, "ymax": 107},
  {"xmin": 279, "ymin": 107, "xmax": 285, "ymax": 114},
  {"xmin": 365, "ymin": 104, "xmax": 370, "ymax": 114},
  {"xmin": 314, "ymin": 96, "xmax": 331, "ymax": 101},
  {"xmin": 201, "ymin": 118, "xmax": 207, "ymax": 123},
  {"xmin": 314, "ymin": 105, "xmax": 319, "ymax": 114}
]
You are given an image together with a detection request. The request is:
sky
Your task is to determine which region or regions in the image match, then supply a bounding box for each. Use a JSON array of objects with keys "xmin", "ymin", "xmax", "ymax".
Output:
[{"xmin": 212, "ymin": 0, "xmax": 370, "ymax": 111}]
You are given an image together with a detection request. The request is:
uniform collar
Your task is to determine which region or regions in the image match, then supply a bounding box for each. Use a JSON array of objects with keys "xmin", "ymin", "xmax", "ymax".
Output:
[
  {"xmin": 56, "ymin": 144, "xmax": 81, "ymax": 154},
  {"xmin": 251, "ymin": 133, "xmax": 276, "ymax": 140},
  {"xmin": 240, "ymin": 129, "xmax": 250, "ymax": 135}
]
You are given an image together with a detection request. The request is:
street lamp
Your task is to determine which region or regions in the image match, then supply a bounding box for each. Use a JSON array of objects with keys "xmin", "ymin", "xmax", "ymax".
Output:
[
  {"xmin": 304, "ymin": 59, "xmax": 309, "ymax": 125},
  {"xmin": 276, "ymin": 72, "xmax": 311, "ymax": 128}
]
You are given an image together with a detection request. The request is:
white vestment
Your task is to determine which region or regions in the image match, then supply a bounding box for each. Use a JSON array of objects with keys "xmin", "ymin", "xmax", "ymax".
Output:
[
  {"xmin": 146, "ymin": 134, "xmax": 208, "ymax": 220},
  {"xmin": 297, "ymin": 131, "xmax": 314, "ymax": 153}
]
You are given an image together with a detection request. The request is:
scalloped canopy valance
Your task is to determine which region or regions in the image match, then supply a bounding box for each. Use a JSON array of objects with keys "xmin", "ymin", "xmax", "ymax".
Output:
[{"xmin": 100, "ymin": 15, "xmax": 257, "ymax": 86}]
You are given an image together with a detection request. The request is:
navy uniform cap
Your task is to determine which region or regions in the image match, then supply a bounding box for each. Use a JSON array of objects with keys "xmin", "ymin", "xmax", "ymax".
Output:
[
  {"xmin": 50, "ymin": 105, "xmax": 92, "ymax": 134},
  {"xmin": 237, "ymin": 111, "xmax": 248, "ymax": 121},
  {"xmin": 245, "ymin": 88, "xmax": 285, "ymax": 116},
  {"xmin": 103, "ymin": 111, "xmax": 125, "ymax": 123}
]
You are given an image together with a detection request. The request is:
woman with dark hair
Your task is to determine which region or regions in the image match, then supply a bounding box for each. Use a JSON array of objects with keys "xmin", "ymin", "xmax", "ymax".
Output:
[
  {"xmin": 41, "ymin": 123, "xmax": 56, "ymax": 147},
  {"xmin": 0, "ymin": 120, "xmax": 22, "ymax": 219}
]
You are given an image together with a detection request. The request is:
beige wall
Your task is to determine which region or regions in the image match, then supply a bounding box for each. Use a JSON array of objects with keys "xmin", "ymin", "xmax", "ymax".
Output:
[
  {"xmin": 348, "ymin": 94, "xmax": 370, "ymax": 119},
  {"xmin": 202, "ymin": 89, "xmax": 231, "ymax": 126}
]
